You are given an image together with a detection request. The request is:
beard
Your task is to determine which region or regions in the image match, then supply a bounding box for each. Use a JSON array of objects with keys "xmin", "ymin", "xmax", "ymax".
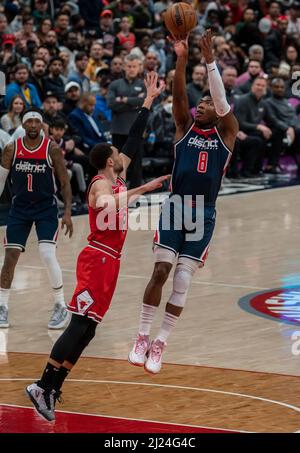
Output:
[
  {"xmin": 114, "ymin": 163, "xmax": 124, "ymax": 174},
  {"xmin": 27, "ymin": 131, "xmax": 40, "ymax": 139}
]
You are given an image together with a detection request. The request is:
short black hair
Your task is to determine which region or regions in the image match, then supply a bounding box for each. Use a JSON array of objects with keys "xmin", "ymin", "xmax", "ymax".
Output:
[
  {"xmin": 21, "ymin": 107, "xmax": 44, "ymax": 122},
  {"xmin": 202, "ymin": 89, "xmax": 212, "ymax": 98},
  {"xmin": 50, "ymin": 117, "xmax": 66, "ymax": 129},
  {"xmin": 89, "ymin": 143, "xmax": 114, "ymax": 170}
]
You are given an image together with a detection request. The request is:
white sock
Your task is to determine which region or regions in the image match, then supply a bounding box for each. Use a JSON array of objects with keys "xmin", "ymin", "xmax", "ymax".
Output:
[
  {"xmin": 53, "ymin": 287, "xmax": 65, "ymax": 307},
  {"xmin": 138, "ymin": 303, "xmax": 158, "ymax": 336},
  {"xmin": 0, "ymin": 288, "xmax": 10, "ymax": 309},
  {"xmin": 157, "ymin": 312, "xmax": 179, "ymax": 343}
]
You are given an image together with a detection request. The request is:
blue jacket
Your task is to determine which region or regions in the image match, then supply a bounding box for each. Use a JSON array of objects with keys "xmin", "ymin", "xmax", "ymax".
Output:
[
  {"xmin": 4, "ymin": 82, "xmax": 42, "ymax": 109},
  {"xmin": 95, "ymin": 95, "xmax": 112, "ymax": 121},
  {"xmin": 68, "ymin": 107, "xmax": 106, "ymax": 150}
]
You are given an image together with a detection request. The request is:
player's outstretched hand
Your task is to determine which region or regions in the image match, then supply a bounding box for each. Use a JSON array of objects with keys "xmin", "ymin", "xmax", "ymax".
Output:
[
  {"xmin": 61, "ymin": 213, "xmax": 73, "ymax": 238},
  {"xmin": 144, "ymin": 175, "xmax": 171, "ymax": 193},
  {"xmin": 199, "ymin": 29, "xmax": 214, "ymax": 64},
  {"xmin": 144, "ymin": 71, "xmax": 165, "ymax": 99},
  {"xmin": 168, "ymin": 34, "xmax": 189, "ymax": 59}
]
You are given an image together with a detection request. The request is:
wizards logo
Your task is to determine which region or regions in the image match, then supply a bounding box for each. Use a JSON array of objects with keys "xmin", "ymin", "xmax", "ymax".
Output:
[{"xmin": 239, "ymin": 286, "xmax": 300, "ymax": 326}]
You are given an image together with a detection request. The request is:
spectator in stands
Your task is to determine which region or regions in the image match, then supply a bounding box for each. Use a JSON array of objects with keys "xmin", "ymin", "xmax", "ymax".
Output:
[
  {"xmin": 85, "ymin": 41, "xmax": 109, "ymax": 82},
  {"xmin": 49, "ymin": 117, "xmax": 87, "ymax": 205},
  {"xmin": 68, "ymin": 93, "xmax": 106, "ymax": 153},
  {"xmin": 55, "ymin": 12, "xmax": 70, "ymax": 45},
  {"xmin": 264, "ymin": 15, "xmax": 292, "ymax": 71},
  {"xmin": 236, "ymin": 59, "xmax": 265, "ymax": 87},
  {"xmin": 94, "ymin": 77, "xmax": 112, "ymax": 121},
  {"xmin": 264, "ymin": 77, "xmax": 300, "ymax": 173},
  {"xmin": 0, "ymin": 95, "xmax": 25, "ymax": 133},
  {"xmin": 36, "ymin": 17, "xmax": 52, "ymax": 44},
  {"xmin": 222, "ymin": 66, "xmax": 239, "ymax": 103},
  {"xmin": 248, "ymin": 45, "xmax": 265, "ymax": 65},
  {"xmin": 35, "ymin": 45, "xmax": 51, "ymax": 64},
  {"xmin": 149, "ymin": 30, "xmax": 167, "ymax": 77},
  {"xmin": 265, "ymin": 2, "xmax": 281, "ymax": 29},
  {"xmin": 98, "ymin": 10, "xmax": 114, "ymax": 40},
  {"xmin": 187, "ymin": 64, "xmax": 207, "ymax": 108},
  {"xmin": 4, "ymin": 63, "xmax": 42, "ymax": 109},
  {"xmin": 45, "ymin": 29, "xmax": 60, "ymax": 57},
  {"xmin": 14, "ymin": 16, "xmax": 40, "ymax": 49},
  {"xmin": 238, "ymin": 60, "xmax": 265, "ymax": 93},
  {"xmin": 62, "ymin": 81, "xmax": 81, "ymax": 116},
  {"xmin": 130, "ymin": 33, "xmax": 152, "ymax": 61},
  {"xmin": 28, "ymin": 58, "xmax": 47, "ymax": 101},
  {"xmin": 143, "ymin": 52, "xmax": 159, "ymax": 73},
  {"xmin": 32, "ymin": 0, "xmax": 51, "ymax": 26},
  {"xmin": 107, "ymin": 53, "xmax": 146, "ymax": 186},
  {"xmin": 115, "ymin": 16, "xmax": 136, "ymax": 53},
  {"xmin": 286, "ymin": 2, "xmax": 300, "ymax": 37},
  {"xmin": 68, "ymin": 52, "xmax": 91, "ymax": 93},
  {"xmin": 110, "ymin": 56, "xmax": 124, "ymax": 80},
  {"xmin": 44, "ymin": 56, "xmax": 65, "ymax": 102},
  {"xmin": 234, "ymin": 77, "xmax": 271, "ymax": 177},
  {"xmin": 234, "ymin": 8, "xmax": 262, "ymax": 53}
]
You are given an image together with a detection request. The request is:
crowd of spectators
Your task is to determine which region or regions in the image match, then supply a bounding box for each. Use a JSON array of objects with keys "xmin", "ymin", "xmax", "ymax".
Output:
[{"xmin": 0, "ymin": 0, "xmax": 300, "ymax": 205}]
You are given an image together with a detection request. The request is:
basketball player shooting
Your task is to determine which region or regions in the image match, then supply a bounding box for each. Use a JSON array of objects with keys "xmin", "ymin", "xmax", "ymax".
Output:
[
  {"xmin": 0, "ymin": 109, "xmax": 73, "ymax": 330},
  {"xmin": 26, "ymin": 72, "xmax": 170, "ymax": 422},
  {"xmin": 129, "ymin": 30, "xmax": 239, "ymax": 374}
]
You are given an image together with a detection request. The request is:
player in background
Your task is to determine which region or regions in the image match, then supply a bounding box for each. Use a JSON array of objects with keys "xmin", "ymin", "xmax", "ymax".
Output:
[
  {"xmin": 26, "ymin": 72, "xmax": 169, "ymax": 422},
  {"xmin": 129, "ymin": 30, "xmax": 239, "ymax": 374},
  {"xmin": 0, "ymin": 109, "xmax": 73, "ymax": 329}
]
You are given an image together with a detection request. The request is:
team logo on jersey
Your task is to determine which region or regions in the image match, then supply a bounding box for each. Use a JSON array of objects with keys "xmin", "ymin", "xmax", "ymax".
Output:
[
  {"xmin": 18, "ymin": 150, "xmax": 24, "ymax": 157},
  {"xmin": 15, "ymin": 160, "xmax": 47, "ymax": 173},
  {"xmin": 187, "ymin": 135, "xmax": 219, "ymax": 150},
  {"xmin": 76, "ymin": 290, "xmax": 94, "ymax": 314},
  {"xmin": 239, "ymin": 286, "xmax": 300, "ymax": 326}
]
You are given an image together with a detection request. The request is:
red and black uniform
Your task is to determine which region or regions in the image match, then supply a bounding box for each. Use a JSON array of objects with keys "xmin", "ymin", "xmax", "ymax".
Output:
[{"xmin": 67, "ymin": 175, "xmax": 128, "ymax": 323}]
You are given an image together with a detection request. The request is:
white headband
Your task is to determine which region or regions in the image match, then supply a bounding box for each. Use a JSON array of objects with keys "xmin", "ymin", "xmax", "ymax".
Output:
[{"xmin": 22, "ymin": 112, "xmax": 43, "ymax": 124}]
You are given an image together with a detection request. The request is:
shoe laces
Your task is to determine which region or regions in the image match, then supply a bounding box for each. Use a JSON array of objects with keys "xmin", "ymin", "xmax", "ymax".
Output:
[
  {"xmin": 50, "ymin": 304, "xmax": 65, "ymax": 322},
  {"xmin": 134, "ymin": 335, "xmax": 149, "ymax": 355},
  {"xmin": 150, "ymin": 340, "xmax": 165, "ymax": 363}
]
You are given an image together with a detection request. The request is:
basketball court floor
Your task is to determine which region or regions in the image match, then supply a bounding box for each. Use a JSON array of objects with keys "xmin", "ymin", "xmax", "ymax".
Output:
[{"xmin": 0, "ymin": 186, "xmax": 300, "ymax": 433}]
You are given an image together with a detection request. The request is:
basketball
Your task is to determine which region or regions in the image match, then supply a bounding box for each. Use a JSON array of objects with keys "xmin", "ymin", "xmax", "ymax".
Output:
[{"xmin": 163, "ymin": 2, "xmax": 198, "ymax": 39}]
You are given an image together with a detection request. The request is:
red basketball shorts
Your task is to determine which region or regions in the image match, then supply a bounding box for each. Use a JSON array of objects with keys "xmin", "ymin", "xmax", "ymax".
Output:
[{"xmin": 67, "ymin": 246, "xmax": 121, "ymax": 323}]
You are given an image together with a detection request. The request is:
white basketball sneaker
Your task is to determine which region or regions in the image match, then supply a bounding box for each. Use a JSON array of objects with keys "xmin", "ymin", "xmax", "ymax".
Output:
[
  {"xmin": 48, "ymin": 303, "xmax": 69, "ymax": 330},
  {"xmin": 144, "ymin": 339, "xmax": 166, "ymax": 374},
  {"xmin": 26, "ymin": 382, "xmax": 56, "ymax": 422},
  {"xmin": 128, "ymin": 334, "xmax": 150, "ymax": 366}
]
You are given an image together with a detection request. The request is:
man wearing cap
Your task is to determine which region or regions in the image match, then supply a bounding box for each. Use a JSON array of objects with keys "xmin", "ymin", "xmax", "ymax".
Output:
[
  {"xmin": 0, "ymin": 108, "xmax": 73, "ymax": 329},
  {"xmin": 63, "ymin": 82, "xmax": 81, "ymax": 116}
]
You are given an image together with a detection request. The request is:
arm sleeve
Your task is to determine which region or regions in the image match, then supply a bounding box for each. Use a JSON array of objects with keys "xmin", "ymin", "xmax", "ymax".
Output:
[
  {"xmin": 206, "ymin": 61, "xmax": 231, "ymax": 117},
  {"xmin": 121, "ymin": 107, "xmax": 150, "ymax": 159}
]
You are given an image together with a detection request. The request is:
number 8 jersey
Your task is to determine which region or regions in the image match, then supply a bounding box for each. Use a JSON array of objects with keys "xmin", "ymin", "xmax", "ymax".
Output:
[
  {"xmin": 10, "ymin": 136, "xmax": 57, "ymax": 208},
  {"xmin": 170, "ymin": 123, "xmax": 232, "ymax": 206}
]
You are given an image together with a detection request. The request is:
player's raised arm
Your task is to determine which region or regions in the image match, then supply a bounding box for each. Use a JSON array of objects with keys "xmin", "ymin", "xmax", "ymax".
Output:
[
  {"xmin": 200, "ymin": 29, "xmax": 238, "ymax": 151},
  {"xmin": 119, "ymin": 71, "xmax": 165, "ymax": 180},
  {"xmin": 49, "ymin": 143, "xmax": 73, "ymax": 238},
  {"xmin": 172, "ymin": 35, "xmax": 193, "ymax": 140},
  {"xmin": 93, "ymin": 175, "xmax": 171, "ymax": 211},
  {"xmin": 0, "ymin": 142, "xmax": 14, "ymax": 198}
]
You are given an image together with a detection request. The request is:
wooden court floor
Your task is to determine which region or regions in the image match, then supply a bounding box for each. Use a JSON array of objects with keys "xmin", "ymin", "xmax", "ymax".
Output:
[{"xmin": 0, "ymin": 186, "xmax": 300, "ymax": 433}]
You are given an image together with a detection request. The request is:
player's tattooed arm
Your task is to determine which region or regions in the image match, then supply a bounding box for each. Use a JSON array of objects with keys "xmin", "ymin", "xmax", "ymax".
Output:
[
  {"xmin": 49, "ymin": 143, "xmax": 73, "ymax": 238},
  {"xmin": 0, "ymin": 142, "xmax": 14, "ymax": 198},
  {"xmin": 1, "ymin": 142, "xmax": 15, "ymax": 170}
]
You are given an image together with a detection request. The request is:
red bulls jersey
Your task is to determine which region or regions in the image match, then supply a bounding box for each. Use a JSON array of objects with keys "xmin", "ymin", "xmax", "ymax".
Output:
[
  {"xmin": 10, "ymin": 136, "xmax": 56, "ymax": 208},
  {"xmin": 87, "ymin": 175, "xmax": 128, "ymax": 258}
]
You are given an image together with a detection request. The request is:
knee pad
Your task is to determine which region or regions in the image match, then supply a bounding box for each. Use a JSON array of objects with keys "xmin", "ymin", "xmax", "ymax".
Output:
[
  {"xmin": 39, "ymin": 242, "xmax": 63, "ymax": 288},
  {"xmin": 168, "ymin": 259, "xmax": 198, "ymax": 308},
  {"xmin": 153, "ymin": 246, "xmax": 176, "ymax": 265}
]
